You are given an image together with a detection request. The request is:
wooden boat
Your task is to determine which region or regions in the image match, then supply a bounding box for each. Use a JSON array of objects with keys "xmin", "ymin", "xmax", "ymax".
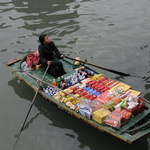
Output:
[{"xmin": 6, "ymin": 55, "xmax": 150, "ymax": 144}]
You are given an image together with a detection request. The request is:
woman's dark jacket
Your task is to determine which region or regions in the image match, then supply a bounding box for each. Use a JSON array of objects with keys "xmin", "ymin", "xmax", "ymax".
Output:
[{"xmin": 38, "ymin": 41, "xmax": 62, "ymax": 66}]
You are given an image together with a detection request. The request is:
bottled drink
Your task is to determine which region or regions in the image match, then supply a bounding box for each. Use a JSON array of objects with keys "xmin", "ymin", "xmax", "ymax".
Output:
[
  {"xmin": 56, "ymin": 77, "xmax": 61, "ymax": 87},
  {"xmin": 52, "ymin": 79, "xmax": 57, "ymax": 86}
]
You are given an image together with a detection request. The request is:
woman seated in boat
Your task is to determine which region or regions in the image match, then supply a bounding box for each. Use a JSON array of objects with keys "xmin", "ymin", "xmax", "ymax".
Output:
[{"xmin": 38, "ymin": 34, "xmax": 66, "ymax": 78}]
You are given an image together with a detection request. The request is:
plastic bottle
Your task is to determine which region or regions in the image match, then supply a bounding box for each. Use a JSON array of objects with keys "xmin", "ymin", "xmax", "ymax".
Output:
[
  {"xmin": 56, "ymin": 77, "xmax": 61, "ymax": 86},
  {"xmin": 52, "ymin": 79, "xmax": 57, "ymax": 86}
]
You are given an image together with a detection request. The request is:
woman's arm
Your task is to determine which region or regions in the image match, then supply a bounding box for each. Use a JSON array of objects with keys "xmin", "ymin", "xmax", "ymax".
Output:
[{"xmin": 38, "ymin": 45, "xmax": 48, "ymax": 65}]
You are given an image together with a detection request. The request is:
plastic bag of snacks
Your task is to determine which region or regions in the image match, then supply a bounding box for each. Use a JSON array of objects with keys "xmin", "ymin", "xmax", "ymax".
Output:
[
  {"xmin": 104, "ymin": 108, "xmax": 132, "ymax": 128},
  {"xmin": 78, "ymin": 103, "xmax": 93, "ymax": 119},
  {"xmin": 122, "ymin": 97, "xmax": 146, "ymax": 116}
]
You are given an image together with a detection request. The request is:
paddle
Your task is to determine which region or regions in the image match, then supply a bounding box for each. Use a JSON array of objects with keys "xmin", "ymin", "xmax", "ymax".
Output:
[
  {"xmin": 65, "ymin": 56, "xmax": 130, "ymax": 76},
  {"xmin": 13, "ymin": 64, "xmax": 50, "ymax": 150}
]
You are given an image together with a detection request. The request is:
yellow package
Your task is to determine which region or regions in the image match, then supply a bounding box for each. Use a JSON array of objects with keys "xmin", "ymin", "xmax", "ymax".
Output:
[
  {"xmin": 90, "ymin": 74, "xmax": 104, "ymax": 80},
  {"xmin": 92, "ymin": 108, "xmax": 111, "ymax": 124},
  {"xmin": 125, "ymin": 89, "xmax": 141, "ymax": 97},
  {"xmin": 110, "ymin": 82, "xmax": 131, "ymax": 93},
  {"xmin": 72, "ymin": 99, "xmax": 81, "ymax": 105},
  {"xmin": 67, "ymin": 96, "xmax": 76, "ymax": 102}
]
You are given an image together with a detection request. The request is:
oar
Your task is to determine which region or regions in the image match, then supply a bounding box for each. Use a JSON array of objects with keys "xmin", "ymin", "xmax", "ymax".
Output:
[
  {"xmin": 13, "ymin": 64, "xmax": 50, "ymax": 150},
  {"xmin": 65, "ymin": 56, "xmax": 130, "ymax": 76}
]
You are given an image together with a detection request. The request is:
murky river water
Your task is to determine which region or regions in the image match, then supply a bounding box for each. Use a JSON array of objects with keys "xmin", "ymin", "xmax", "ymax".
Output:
[{"xmin": 0, "ymin": 0, "xmax": 150, "ymax": 149}]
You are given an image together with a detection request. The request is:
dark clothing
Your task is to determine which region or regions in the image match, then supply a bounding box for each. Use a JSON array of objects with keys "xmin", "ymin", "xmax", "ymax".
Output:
[
  {"xmin": 38, "ymin": 41, "xmax": 66, "ymax": 78},
  {"xmin": 38, "ymin": 41, "xmax": 62, "ymax": 65}
]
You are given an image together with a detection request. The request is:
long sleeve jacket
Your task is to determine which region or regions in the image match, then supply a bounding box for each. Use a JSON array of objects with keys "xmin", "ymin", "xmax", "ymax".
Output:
[{"xmin": 38, "ymin": 41, "xmax": 62, "ymax": 66}]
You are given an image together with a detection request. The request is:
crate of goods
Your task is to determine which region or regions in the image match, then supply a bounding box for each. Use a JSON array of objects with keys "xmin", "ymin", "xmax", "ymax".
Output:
[
  {"xmin": 123, "ymin": 97, "xmax": 146, "ymax": 116},
  {"xmin": 92, "ymin": 108, "xmax": 111, "ymax": 124}
]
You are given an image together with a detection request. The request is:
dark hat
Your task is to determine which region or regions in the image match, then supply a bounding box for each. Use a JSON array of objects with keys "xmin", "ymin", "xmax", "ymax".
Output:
[{"xmin": 39, "ymin": 34, "xmax": 46, "ymax": 44}]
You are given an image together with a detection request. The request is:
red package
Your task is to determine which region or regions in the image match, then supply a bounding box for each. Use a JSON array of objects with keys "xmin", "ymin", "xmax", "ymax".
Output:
[
  {"xmin": 95, "ymin": 91, "xmax": 110, "ymax": 104},
  {"xmin": 89, "ymin": 95, "xmax": 97, "ymax": 101},
  {"xmin": 80, "ymin": 91, "xmax": 88, "ymax": 97},
  {"xmin": 74, "ymin": 88, "xmax": 84, "ymax": 94},
  {"xmin": 98, "ymin": 77, "xmax": 108, "ymax": 82},
  {"xmin": 84, "ymin": 93, "xmax": 93, "ymax": 99}
]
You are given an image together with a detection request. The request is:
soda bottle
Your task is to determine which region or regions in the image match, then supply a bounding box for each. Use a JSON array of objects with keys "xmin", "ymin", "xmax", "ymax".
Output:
[
  {"xmin": 56, "ymin": 77, "xmax": 61, "ymax": 85},
  {"xmin": 52, "ymin": 79, "xmax": 57, "ymax": 86}
]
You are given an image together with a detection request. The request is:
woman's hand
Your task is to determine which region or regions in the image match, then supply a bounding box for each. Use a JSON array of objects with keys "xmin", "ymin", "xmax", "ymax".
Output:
[
  {"xmin": 47, "ymin": 61, "xmax": 52, "ymax": 65},
  {"xmin": 60, "ymin": 54, "xmax": 66, "ymax": 58}
]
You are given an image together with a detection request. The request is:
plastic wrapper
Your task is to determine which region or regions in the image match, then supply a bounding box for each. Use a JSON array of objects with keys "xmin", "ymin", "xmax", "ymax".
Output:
[
  {"xmin": 74, "ymin": 88, "xmax": 84, "ymax": 94},
  {"xmin": 120, "ymin": 99, "xmax": 127, "ymax": 108},
  {"xmin": 126, "ymin": 101, "xmax": 139, "ymax": 110},
  {"xmin": 81, "ymin": 78, "xmax": 92, "ymax": 84},
  {"xmin": 78, "ymin": 103, "xmax": 93, "ymax": 119},
  {"xmin": 110, "ymin": 82, "xmax": 131, "ymax": 93},
  {"xmin": 70, "ymin": 85, "xmax": 79, "ymax": 91},
  {"xmin": 92, "ymin": 108, "xmax": 111, "ymax": 124},
  {"xmin": 125, "ymin": 89, "xmax": 141, "ymax": 97},
  {"xmin": 90, "ymin": 74, "xmax": 104, "ymax": 80},
  {"xmin": 77, "ymin": 99, "xmax": 103, "ymax": 112},
  {"xmin": 123, "ymin": 97, "xmax": 146, "ymax": 116},
  {"xmin": 65, "ymin": 101, "xmax": 79, "ymax": 111},
  {"xmin": 111, "ymin": 96, "xmax": 122, "ymax": 105},
  {"xmin": 106, "ymin": 80, "xmax": 119, "ymax": 88},
  {"xmin": 103, "ymin": 100, "xmax": 114, "ymax": 111},
  {"xmin": 66, "ymin": 96, "xmax": 81, "ymax": 105},
  {"xmin": 104, "ymin": 108, "xmax": 132, "ymax": 128},
  {"xmin": 95, "ymin": 91, "xmax": 112, "ymax": 104},
  {"xmin": 114, "ymin": 102, "xmax": 122, "ymax": 109},
  {"xmin": 52, "ymin": 94, "xmax": 62, "ymax": 102},
  {"xmin": 98, "ymin": 76, "xmax": 108, "ymax": 83}
]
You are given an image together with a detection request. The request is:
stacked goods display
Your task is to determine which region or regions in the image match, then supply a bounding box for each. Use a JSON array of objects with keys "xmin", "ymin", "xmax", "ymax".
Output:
[{"xmin": 43, "ymin": 67, "xmax": 146, "ymax": 128}]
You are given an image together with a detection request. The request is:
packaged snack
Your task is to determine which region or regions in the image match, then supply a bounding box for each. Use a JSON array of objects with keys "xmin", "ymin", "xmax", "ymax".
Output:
[
  {"xmin": 110, "ymin": 82, "xmax": 131, "ymax": 93},
  {"xmin": 120, "ymin": 99, "xmax": 128, "ymax": 108},
  {"xmin": 123, "ymin": 97, "xmax": 146, "ymax": 116},
  {"xmin": 125, "ymin": 89, "xmax": 141, "ymax": 97},
  {"xmin": 77, "ymin": 99, "xmax": 103, "ymax": 112},
  {"xmin": 104, "ymin": 108, "xmax": 132, "ymax": 128},
  {"xmin": 103, "ymin": 100, "xmax": 114, "ymax": 111},
  {"xmin": 95, "ymin": 91, "xmax": 112, "ymax": 104},
  {"xmin": 90, "ymin": 74, "xmax": 104, "ymax": 80},
  {"xmin": 106, "ymin": 80, "xmax": 118, "ymax": 88},
  {"xmin": 74, "ymin": 88, "xmax": 84, "ymax": 94},
  {"xmin": 80, "ymin": 91, "xmax": 88, "ymax": 97},
  {"xmin": 92, "ymin": 108, "xmax": 111, "ymax": 124},
  {"xmin": 98, "ymin": 76, "xmax": 108, "ymax": 82},
  {"xmin": 81, "ymin": 78, "xmax": 92, "ymax": 84}
]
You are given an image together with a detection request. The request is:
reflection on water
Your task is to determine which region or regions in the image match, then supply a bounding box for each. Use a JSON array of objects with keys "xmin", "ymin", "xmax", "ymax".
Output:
[{"xmin": 11, "ymin": 0, "xmax": 80, "ymax": 35}]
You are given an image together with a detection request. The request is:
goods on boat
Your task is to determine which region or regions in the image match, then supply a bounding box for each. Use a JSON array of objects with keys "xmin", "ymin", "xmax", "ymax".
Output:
[{"xmin": 6, "ymin": 54, "xmax": 150, "ymax": 144}]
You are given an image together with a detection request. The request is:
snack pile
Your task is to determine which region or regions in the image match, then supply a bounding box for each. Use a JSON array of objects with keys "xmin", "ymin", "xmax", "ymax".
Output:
[{"xmin": 43, "ymin": 68, "xmax": 146, "ymax": 128}]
